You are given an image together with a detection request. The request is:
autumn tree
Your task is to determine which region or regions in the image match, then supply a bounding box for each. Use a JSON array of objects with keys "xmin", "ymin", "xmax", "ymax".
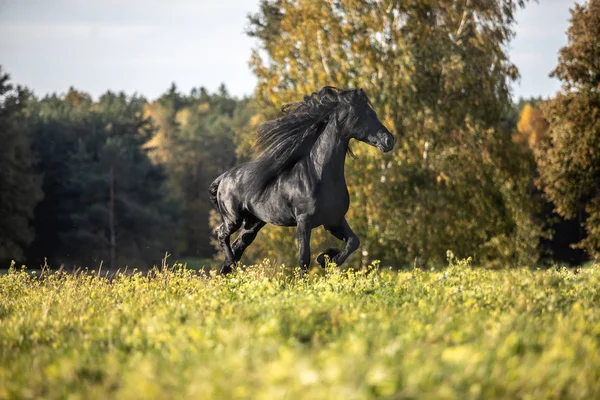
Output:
[
  {"xmin": 535, "ymin": 0, "xmax": 600, "ymax": 260},
  {"xmin": 0, "ymin": 68, "xmax": 43, "ymax": 264},
  {"xmin": 515, "ymin": 103, "xmax": 549, "ymax": 149},
  {"xmin": 244, "ymin": 0, "xmax": 541, "ymax": 268}
]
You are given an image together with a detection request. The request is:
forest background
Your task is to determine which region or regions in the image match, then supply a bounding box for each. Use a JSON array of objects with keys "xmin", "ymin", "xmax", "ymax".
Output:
[{"xmin": 1, "ymin": 0, "xmax": 599, "ymax": 271}]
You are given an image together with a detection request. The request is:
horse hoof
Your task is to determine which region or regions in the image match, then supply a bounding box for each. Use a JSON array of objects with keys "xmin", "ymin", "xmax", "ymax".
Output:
[
  {"xmin": 219, "ymin": 264, "xmax": 233, "ymax": 275},
  {"xmin": 317, "ymin": 247, "xmax": 341, "ymax": 267}
]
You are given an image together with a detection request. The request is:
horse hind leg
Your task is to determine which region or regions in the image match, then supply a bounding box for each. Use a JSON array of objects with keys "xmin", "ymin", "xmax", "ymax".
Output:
[
  {"xmin": 231, "ymin": 215, "xmax": 265, "ymax": 262},
  {"xmin": 216, "ymin": 215, "xmax": 242, "ymax": 275}
]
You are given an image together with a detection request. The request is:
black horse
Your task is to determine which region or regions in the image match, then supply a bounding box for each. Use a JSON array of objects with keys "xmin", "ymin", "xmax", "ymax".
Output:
[{"xmin": 209, "ymin": 87, "xmax": 394, "ymax": 275}]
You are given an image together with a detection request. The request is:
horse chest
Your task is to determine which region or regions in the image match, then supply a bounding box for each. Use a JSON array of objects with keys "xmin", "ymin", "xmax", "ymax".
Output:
[{"xmin": 312, "ymin": 187, "xmax": 350, "ymax": 223}]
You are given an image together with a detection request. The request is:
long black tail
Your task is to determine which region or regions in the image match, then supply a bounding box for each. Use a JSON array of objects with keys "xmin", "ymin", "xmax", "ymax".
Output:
[{"xmin": 209, "ymin": 174, "xmax": 224, "ymax": 210}]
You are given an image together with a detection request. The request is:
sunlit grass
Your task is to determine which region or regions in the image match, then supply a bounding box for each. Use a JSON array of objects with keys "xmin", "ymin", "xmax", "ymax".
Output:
[{"xmin": 1, "ymin": 260, "xmax": 599, "ymax": 399}]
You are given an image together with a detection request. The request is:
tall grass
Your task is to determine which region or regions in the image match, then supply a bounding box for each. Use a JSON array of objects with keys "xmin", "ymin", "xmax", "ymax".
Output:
[{"xmin": 1, "ymin": 260, "xmax": 599, "ymax": 399}]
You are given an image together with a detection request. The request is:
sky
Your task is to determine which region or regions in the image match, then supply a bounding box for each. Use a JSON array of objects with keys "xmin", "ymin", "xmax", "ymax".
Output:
[{"xmin": 0, "ymin": 0, "xmax": 578, "ymax": 101}]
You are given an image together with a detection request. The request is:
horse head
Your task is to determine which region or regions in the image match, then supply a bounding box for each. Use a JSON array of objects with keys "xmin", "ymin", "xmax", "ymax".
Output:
[{"xmin": 337, "ymin": 88, "xmax": 395, "ymax": 153}]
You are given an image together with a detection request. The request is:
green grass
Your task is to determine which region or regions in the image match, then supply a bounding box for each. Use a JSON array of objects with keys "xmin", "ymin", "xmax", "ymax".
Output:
[
  {"xmin": 1, "ymin": 260, "xmax": 599, "ymax": 399},
  {"xmin": 175, "ymin": 257, "xmax": 217, "ymax": 272}
]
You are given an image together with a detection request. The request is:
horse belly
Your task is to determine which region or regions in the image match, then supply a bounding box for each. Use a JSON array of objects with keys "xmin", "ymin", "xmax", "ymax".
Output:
[
  {"xmin": 246, "ymin": 194, "xmax": 297, "ymax": 227},
  {"xmin": 261, "ymin": 211, "xmax": 297, "ymax": 227}
]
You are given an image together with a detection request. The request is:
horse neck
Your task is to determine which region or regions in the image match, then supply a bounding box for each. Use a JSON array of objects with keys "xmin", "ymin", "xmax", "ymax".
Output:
[{"xmin": 309, "ymin": 120, "xmax": 348, "ymax": 181}]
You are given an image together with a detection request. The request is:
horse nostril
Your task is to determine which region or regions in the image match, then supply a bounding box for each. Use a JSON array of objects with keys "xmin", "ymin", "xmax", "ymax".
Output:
[{"xmin": 385, "ymin": 135, "xmax": 394, "ymax": 149}]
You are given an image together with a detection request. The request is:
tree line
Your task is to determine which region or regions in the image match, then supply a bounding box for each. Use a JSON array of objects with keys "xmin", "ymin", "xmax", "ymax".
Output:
[
  {"xmin": 0, "ymin": 76, "xmax": 254, "ymax": 269},
  {"xmin": 0, "ymin": 0, "xmax": 598, "ymax": 269}
]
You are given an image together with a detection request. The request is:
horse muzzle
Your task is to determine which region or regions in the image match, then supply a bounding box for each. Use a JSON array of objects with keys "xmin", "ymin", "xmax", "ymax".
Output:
[{"xmin": 376, "ymin": 132, "xmax": 395, "ymax": 153}]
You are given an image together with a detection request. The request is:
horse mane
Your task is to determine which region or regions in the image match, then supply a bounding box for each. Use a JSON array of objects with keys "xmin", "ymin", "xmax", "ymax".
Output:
[{"xmin": 247, "ymin": 86, "xmax": 367, "ymax": 194}]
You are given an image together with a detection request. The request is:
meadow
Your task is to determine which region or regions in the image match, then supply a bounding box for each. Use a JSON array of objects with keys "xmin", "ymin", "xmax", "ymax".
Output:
[{"xmin": 1, "ymin": 259, "xmax": 599, "ymax": 399}]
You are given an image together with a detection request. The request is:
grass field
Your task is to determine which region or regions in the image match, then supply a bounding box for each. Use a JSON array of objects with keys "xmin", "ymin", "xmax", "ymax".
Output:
[{"xmin": 1, "ymin": 260, "xmax": 599, "ymax": 399}]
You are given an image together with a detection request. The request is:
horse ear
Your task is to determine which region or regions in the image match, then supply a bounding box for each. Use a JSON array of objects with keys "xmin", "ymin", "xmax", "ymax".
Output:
[
  {"xmin": 319, "ymin": 86, "xmax": 338, "ymax": 101},
  {"xmin": 357, "ymin": 88, "xmax": 369, "ymax": 105}
]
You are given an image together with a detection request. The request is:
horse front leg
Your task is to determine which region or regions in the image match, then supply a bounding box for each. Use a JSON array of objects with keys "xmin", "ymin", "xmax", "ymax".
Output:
[
  {"xmin": 319, "ymin": 218, "xmax": 359, "ymax": 267},
  {"xmin": 296, "ymin": 215, "xmax": 312, "ymax": 277}
]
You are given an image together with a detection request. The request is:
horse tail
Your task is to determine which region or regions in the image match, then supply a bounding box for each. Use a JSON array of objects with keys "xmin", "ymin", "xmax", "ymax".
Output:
[{"xmin": 209, "ymin": 174, "xmax": 224, "ymax": 210}]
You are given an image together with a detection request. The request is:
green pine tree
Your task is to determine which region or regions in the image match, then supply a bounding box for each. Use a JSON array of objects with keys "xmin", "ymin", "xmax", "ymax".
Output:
[
  {"xmin": 29, "ymin": 90, "xmax": 178, "ymax": 269},
  {"xmin": 0, "ymin": 67, "xmax": 43, "ymax": 264}
]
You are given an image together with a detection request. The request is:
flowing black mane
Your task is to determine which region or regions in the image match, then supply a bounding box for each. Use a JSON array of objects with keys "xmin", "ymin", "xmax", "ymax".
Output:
[{"xmin": 248, "ymin": 87, "xmax": 368, "ymax": 193}]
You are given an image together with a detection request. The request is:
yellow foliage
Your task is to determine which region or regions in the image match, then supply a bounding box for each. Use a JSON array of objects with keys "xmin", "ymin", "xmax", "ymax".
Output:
[
  {"xmin": 197, "ymin": 102, "xmax": 210, "ymax": 114},
  {"xmin": 515, "ymin": 104, "xmax": 549, "ymax": 148},
  {"xmin": 175, "ymin": 108, "xmax": 191, "ymax": 128},
  {"xmin": 142, "ymin": 102, "xmax": 172, "ymax": 164}
]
